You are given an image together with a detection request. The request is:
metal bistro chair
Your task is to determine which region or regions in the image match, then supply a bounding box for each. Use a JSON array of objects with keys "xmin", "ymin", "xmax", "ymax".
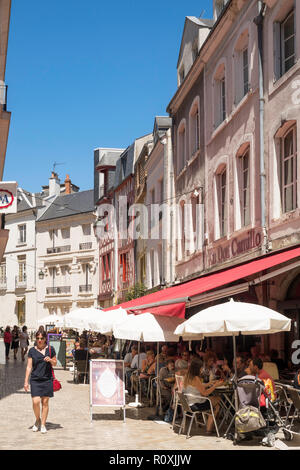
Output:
[
  {"xmin": 172, "ymin": 375, "xmax": 185, "ymax": 431},
  {"xmin": 285, "ymin": 387, "xmax": 300, "ymax": 430},
  {"xmin": 178, "ymin": 393, "xmax": 220, "ymax": 439}
]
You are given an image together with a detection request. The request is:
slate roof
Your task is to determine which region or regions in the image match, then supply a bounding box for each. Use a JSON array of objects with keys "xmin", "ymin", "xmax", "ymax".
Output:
[{"xmin": 37, "ymin": 190, "xmax": 95, "ymax": 222}]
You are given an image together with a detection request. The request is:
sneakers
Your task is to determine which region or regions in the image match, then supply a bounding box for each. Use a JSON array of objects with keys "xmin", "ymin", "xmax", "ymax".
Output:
[
  {"xmin": 32, "ymin": 420, "xmax": 41, "ymax": 432},
  {"xmin": 40, "ymin": 425, "xmax": 47, "ymax": 434}
]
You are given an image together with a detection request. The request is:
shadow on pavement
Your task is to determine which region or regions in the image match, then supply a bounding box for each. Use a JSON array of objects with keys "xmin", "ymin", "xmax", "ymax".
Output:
[{"xmin": 0, "ymin": 361, "xmax": 27, "ymax": 400}]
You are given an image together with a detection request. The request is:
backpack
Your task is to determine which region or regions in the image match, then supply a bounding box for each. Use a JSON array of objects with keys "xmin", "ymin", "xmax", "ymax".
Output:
[{"xmin": 235, "ymin": 406, "xmax": 266, "ymax": 434}]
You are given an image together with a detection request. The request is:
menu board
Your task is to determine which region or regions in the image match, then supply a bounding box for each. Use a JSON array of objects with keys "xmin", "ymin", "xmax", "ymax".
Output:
[
  {"xmin": 90, "ymin": 360, "xmax": 125, "ymax": 408},
  {"xmin": 63, "ymin": 338, "xmax": 76, "ymax": 360},
  {"xmin": 47, "ymin": 334, "xmax": 66, "ymax": 368}
]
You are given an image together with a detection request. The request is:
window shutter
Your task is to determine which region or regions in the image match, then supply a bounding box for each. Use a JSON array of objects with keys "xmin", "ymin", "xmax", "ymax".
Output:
[{"xmin": 273, "ymin": 22, "xmax": 281, "ymax": 81}]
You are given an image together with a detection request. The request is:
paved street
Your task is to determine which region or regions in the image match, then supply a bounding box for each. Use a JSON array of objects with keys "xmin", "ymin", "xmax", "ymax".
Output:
[{"xmin": 0, "ymin": 354, "xmax": 298, "ymax": 451}]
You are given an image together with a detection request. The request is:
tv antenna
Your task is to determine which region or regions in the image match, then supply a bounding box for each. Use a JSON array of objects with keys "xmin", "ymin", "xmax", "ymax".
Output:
[
  {"xmin": 199, "ymin": 9, "xmax": 205, "ymax": 18},
  {"xmin": 52, "ymin": 162, "xmax": 65, "ymax": 173}
]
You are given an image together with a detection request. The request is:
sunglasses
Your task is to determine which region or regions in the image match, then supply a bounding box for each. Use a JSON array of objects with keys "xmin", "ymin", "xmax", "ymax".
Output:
[{"xmin": 37, "ymin": 337, "xmax": 45, "ymax": 341}]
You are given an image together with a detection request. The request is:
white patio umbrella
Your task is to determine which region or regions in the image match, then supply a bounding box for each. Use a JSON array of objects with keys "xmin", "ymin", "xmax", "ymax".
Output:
[
  {"xmin": 56, "ymin": 307, "xmax": 103, "ymax": 331},
  {"xmin": 88, "ymin": 307, "xmax": 128, "ymax": 335},
  {"xmin": 174, "ymin": 299, "xmax": 291, "ymax": 418},
  {"xmin": 38, "ymin": 314, "xmax": 61, "ymax": 326},
  {"xmin": 114, "ymin": 312, "xmax": 187, "ymax": 413}
]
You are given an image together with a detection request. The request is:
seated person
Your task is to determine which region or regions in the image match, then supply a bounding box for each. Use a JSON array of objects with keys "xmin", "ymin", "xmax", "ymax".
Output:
[
  {"xmin": 249, "ymin": 358, "xmax": 276, "ymax": 403},
  {"xmin": 159, "ymin": 359, "xmax": 176, "ymax": 411},
  {"xmin": 74, "ymin": 340, "xmax": 91, "ymax": 362},
  {"xmin": 183, "ymin": 358, "xmax": 223, "ymax": 434},
  {"xmin": 131, "ymin": 350, "xmax": 156, "ymax": 395},
  {"xmin": 175, "ymin": 351, "xmax": 190, "ymax": 372},
  {"xmin": 221, "ymin": 355, "xmax": 247, "ymax": 380},
  {"xmin": 201, "ymin": 351, "xmax": 218, "ymax": 383},
  {"xmin": 124, "ymin": 346, "xmax": 139, "ymax": 390},
  {"xmin": 156, "ymin": 344, "xmax": 169, "ymax": 366}
]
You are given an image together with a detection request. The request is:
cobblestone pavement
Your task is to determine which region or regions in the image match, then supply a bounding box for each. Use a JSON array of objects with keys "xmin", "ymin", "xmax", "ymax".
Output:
[{"xmin": 0, "ymin": 354, "xmax": 299, "ymax": 451}]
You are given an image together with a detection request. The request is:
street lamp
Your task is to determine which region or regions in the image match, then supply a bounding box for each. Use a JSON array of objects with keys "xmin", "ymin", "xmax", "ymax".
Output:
[{"xmin": 38, "ymin": 270, "xmax": 45, "ymax": 280}]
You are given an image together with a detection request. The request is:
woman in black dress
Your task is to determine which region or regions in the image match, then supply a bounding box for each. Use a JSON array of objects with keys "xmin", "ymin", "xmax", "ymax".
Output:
[{"xmin": 24, "ymin": 330, "xmax": 57, "ymax": 434}]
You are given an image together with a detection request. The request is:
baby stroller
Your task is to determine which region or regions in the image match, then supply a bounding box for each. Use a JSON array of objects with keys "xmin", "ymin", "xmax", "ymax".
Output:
[{"xmin": 232, "ymin": 375, "xmax": 280, "ymax": 447}]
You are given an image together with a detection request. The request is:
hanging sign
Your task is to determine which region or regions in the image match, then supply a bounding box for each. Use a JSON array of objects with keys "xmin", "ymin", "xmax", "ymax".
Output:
[{"xmin": 0, "ymin": 182, "xmax": 17, "ymax": 214}]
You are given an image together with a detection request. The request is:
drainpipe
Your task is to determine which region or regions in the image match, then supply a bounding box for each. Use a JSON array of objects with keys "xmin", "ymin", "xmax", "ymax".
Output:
[{"xmin": 254, "ymin": 1, "xmax": 268, "ymax": 254}]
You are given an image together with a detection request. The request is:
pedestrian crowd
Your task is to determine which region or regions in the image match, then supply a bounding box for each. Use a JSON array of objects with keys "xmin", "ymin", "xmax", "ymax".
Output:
[{"xmin": 3, "ymin": 325, "xmax": 29, "ymax": 361}]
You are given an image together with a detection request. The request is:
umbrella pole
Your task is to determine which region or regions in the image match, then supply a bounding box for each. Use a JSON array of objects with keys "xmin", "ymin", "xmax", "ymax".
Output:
[
  {"xmin": 138, "ymin": 341, "xmax": 141, "ymax": 404},
  {"xmin": 232, "ymin": 335, "xmax": 239, "ymax": 434}
]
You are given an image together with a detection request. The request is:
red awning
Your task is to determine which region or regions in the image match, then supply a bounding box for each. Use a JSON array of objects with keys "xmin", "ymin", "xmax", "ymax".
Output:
[{"xmin": 106, "ymin": 245, "xmax": 300, "ymax": 317}]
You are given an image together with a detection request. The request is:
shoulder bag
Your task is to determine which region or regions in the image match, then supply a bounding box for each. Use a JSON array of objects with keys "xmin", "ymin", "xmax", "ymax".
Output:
[{"xmin": 49, "ymin": 346, "xmax": 62, "ymax": 392}]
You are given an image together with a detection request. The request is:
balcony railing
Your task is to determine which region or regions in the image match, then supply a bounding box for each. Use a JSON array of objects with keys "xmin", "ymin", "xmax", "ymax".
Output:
[
  {"xmin": 47, "ymin": 245, "xmax": 71, "ymax": 254},
  {"xmin": 46, "ymin": 286, "xmax": 71, "ymax": 295},
  {"xmin": 79, "ymin": 242, "xmax": 92, "ymax": 250},
  {"xmin": 15, "ymin": 276, "xmax": 27, "ymax": 288},
  {"xmin": 79, "ymin": 284, "xmax": 92, "ymax": 293}
]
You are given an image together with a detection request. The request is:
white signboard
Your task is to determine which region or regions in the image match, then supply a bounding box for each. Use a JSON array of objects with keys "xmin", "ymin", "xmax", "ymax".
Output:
[
  {"xmin": 0, "ymin": 339, "xmax": 5, "ymax": 365},
  {"xmin": 0, "ymin": 182, "xmax": 17, "ymax": 214}
]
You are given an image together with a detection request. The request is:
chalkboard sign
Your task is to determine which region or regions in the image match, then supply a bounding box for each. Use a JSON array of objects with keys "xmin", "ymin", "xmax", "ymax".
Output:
[{"xmin": 47, "ymin": 334, "xmax": 66, "ymax": 368}]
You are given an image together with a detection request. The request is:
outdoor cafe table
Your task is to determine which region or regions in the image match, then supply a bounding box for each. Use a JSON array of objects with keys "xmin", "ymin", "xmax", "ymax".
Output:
[{"xmin": 213, "ymin": 385, "xmax": 235, "ymax": 435}]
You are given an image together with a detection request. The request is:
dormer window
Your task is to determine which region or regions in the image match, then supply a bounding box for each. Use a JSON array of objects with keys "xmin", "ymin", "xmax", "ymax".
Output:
[{"xmin": 179, "ymin": 67, "xmax": 185, "ymax": 85}]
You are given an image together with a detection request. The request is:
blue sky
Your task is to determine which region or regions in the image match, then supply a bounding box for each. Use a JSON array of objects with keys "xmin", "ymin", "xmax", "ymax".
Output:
[{"xmin": 3, "ymin": 0, "xmax": 213, "ymax": 193}]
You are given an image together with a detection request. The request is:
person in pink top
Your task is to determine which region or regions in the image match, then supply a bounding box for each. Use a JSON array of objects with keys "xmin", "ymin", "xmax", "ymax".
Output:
[{"xmin": 4, "ymin": 326, "xmax": 12, "ymax": 360}]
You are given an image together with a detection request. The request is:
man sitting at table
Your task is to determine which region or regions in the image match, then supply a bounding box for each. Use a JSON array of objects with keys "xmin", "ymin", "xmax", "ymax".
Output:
[
  {"xmin": 249, "ymin": 358, "xmax": 276, "ymax": 403},
  {"xmin": 222, "ymin": 355, "xmax": 247, "ymax": 380},
  {"xmin": 131, "ymin": 350, "xmax": 156, "ymax": 396},
  {"xmin": 175, "ymin": 351, "xmax": 190, "ymax": 372},
  {"xmin": 159, "ymin": 359, "xmax": 176, "ymax": 411}
]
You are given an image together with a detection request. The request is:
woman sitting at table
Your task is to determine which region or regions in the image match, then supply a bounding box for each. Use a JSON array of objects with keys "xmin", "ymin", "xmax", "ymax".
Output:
[
  {"xmin": 131, "ymin": 350, "xmax": 156, "ymax": 395},
  {"xmin": 183, "ymin": 358, "xmax": 223, "ymax": 434}
]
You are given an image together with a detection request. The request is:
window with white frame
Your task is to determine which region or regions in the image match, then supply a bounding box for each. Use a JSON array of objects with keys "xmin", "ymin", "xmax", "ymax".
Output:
[
  {"xmin": 214, "ymin": 64, "xmax": 226, "ymax": 128},
  {"xmin": 238, "ymin": 148, "xmax": 250, "ymax": 227},
  {"xmin": 274, "ymin": 8, "xmax": 296, "ymax": 80},
  {"xmin": 234, "ymin": 30, "xmax": 249, "ymax": 105},
  {"xmin": 177, "ymin": 123, "xmax": 186, "ymax": 173},
  {"xmin": 190, "ymin": 100, "xmax": 200, "ymax": 157},
  {"xmin": 281, "ymin": 126, "xmax": 297, "ymax": 213},
  {"xmin": 82, "ymin": 224, "xmax": 91, "ymax": 236},
  {"xmin": 61, "ymin": 227, "xmax": 70, "ymax": 239},
  {"xmin": 18, "ymin": 224, "xmax": 26, "ymax": 244},
  {"xmin": 18, "ymin": 257, "xmax": 26, "ymax": 282}
]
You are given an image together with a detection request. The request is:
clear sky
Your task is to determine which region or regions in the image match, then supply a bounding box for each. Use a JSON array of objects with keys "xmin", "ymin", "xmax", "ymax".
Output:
[{"xmin": 3, "ymin": 0, "xmax": 213, "ymax": 193}]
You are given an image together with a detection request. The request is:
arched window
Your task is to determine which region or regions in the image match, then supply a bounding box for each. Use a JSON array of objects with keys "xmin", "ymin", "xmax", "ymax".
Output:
[
  {"xmin": 237, "ymin": 145, "xmax": 250, "ymax": 227},
  {"xmin": 177, "ymin": 121, "xmax": 186, "ymax": 174},
  {"xmin": 214, "ymin": 165, "xmax": 228, "ymax": 239},
  {"xmin": 281, "ymin": 125, "xmax": 297, "ymax": 213},
  {"xmin": 189, "ymin": 98, "xmax": 200, "ymax": 158}
]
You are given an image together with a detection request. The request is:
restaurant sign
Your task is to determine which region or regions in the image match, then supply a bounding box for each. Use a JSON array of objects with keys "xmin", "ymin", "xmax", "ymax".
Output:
[
  {"xmin": 208, "ymin": 229, "xmax": 262, "ymax": 268},
  {"xmin": 0, "ymin": 182, "xmax": 17, "ymax": 214}
]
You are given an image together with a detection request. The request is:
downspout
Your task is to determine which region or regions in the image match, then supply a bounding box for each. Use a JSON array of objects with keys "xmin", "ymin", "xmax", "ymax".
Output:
[{"xmin": 254, "ymin": 1, "xmax": 268, "ymax": 253}]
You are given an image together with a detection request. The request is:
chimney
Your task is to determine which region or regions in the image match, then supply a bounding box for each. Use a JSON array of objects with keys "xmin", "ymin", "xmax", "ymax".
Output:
[
  {"xmin": 65, "ymin": 174, "xmax": 71, "ymax": 194},
  {"xmin": 49, "ymin": 172, "xmax": 61, "ymax": 197}
]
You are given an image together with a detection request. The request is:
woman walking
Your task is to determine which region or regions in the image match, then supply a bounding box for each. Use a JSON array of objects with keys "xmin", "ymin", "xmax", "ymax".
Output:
[
  {"xmin": 11, "ymin": 325, "xmax": 20, "ymax": 360},
  {"xmin": 20, "ymin": 326, "xmax": 29, "ymax": 361},
  {"xmin": 4, "ymin": 326, "xmax": 12, "ymax": 360},
  {"xmin": 24, "ymin": 330, "xmax": 57, "ymax": 434}
]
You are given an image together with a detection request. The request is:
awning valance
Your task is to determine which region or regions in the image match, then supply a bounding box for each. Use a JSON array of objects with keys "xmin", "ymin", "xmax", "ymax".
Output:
[{"xmin": 106, "ymin": 245, "xmax": 300, "ymax": 318}]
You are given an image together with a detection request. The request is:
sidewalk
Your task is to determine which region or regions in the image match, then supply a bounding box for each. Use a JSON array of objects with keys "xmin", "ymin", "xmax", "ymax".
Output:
[{"xmin": 0, "ymin": 354, "xmax": 289, "ymax": 450}]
